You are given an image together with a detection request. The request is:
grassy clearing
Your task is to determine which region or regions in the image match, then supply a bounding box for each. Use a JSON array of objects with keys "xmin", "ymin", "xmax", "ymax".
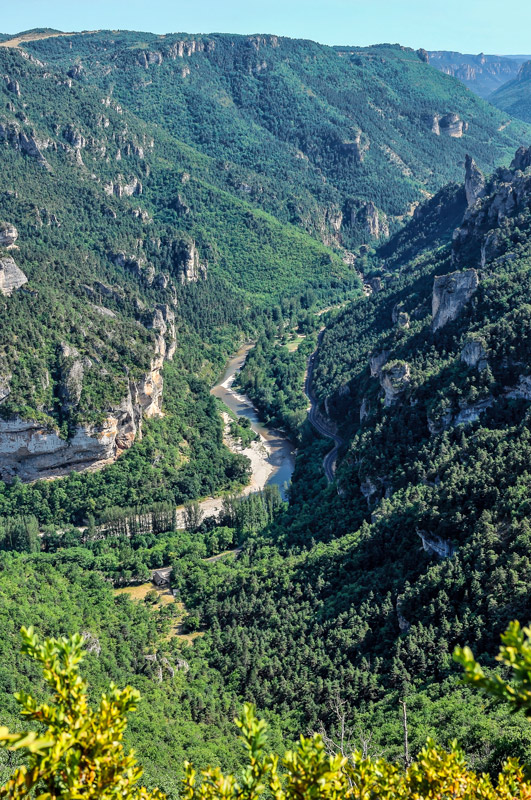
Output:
[{"xmin": 114, "ymin": 582, "xmax": 175, "ymax": 606}]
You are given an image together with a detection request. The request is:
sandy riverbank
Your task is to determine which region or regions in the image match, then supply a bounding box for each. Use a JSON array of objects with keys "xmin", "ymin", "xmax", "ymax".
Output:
[{"xmin": 175, "ymin": 387, "xmax": 277, "ymax": 527}]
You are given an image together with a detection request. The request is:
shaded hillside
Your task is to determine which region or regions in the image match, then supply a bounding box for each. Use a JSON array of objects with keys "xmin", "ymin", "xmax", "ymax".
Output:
[
  {"xmin": 490, "ymin": 61, "xmax": 531, "ymax": 122},
  {"xmin": 169, "ymin": 145, "xmax": 531, "ymax": 770}
]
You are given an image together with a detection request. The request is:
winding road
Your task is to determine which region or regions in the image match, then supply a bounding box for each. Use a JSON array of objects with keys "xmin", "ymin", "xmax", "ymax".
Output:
[{"xmin": 304, "ymin": 331, "xmax": 343, "ymax": 483}]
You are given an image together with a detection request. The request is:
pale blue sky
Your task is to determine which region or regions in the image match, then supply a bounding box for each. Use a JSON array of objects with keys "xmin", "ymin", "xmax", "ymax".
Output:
[{"xmin": 3, "ymin": 0, "xmax": 531, "ymax": 54}]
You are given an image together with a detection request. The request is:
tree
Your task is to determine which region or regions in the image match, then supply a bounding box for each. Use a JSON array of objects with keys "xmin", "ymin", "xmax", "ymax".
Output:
[
  {"xmin": 183, "ymin": 501, "xmax": 204, "ymax": 533},
  {"xmin": 6, "ymin": 624, "xmax": 531, "ymax": 799},
  {"xmin": 0, "ymin": 628, "xmax": 165, "ymax": 799}
]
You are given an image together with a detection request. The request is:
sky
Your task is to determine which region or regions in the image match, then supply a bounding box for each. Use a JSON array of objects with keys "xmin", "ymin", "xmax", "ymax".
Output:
[{"xmin": 3, "ymin": 0, "xmax": 531, "ymax": 54}]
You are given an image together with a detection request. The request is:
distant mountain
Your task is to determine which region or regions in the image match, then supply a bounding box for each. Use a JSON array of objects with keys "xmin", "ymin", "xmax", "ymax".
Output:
[
  {"xmin": 490, "ymin": 60, "xmax": 531, "ymax": 122},
  {"xmin": 427, "ymin": 50, "xmax": 530, "ymax": 97}
]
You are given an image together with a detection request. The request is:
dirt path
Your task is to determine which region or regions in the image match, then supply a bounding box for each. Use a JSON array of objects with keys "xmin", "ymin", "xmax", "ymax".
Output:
[{"xmin": 0, "ymin": 30, "xmax": 98, "ymax": 49}]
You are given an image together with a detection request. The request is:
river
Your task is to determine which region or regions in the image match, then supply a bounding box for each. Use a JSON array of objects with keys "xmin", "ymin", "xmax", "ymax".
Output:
[{"xmin": 211, "ymin": 343, "xmax": 296, "ymax": 498}]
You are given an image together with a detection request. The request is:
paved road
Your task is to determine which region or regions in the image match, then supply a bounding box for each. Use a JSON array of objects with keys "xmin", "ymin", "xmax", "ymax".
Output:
[{"xmin": 304, "ymin": 332, "xmax": 343, "ymax": 483}]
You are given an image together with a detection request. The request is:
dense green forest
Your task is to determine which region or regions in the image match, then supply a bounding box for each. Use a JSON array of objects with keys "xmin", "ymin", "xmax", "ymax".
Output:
[
  {"xmin": 3, "ymin": 24, "xmax": 531, "ymax": 798},
  {"xmin": 24, "ymin": 32, "xmax": 531, "ymax": 247}
]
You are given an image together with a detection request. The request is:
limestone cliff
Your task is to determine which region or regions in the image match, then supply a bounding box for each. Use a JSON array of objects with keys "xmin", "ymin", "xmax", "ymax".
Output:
[
  {"xmin": 0, "ymin": 256, "xmax": 27, "ymax": 296},
  {"xmin": 464, "ymin": 155, "xmax": 485, "ymax": 207},
  {"xmin": 430, "ymin": 112, "xmax": 468, "ymax": 138},
  {"xmin": 0, "ymin": 306, "xmax": 176, "ymax": 482},
  {"xmin": 453, "ymin": 145, "xmax": 531, "ymax": 268},
  {"xmin": 432, "ymin": 269, "xmax": 479, "ymax": 331},
  {"xmin": 380, "ymin": 361, "xmax": 411, "ymax": 406},
  {"xmin": 0, "ymin": 222, "xmax": 18, "ymax": 248}
]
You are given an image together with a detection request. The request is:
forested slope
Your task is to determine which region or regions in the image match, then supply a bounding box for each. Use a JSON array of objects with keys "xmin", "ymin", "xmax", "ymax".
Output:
[
  {"xmin": 23, "ymin": 32, "xmax": 531, "ymax": 247},
  {"xmin": 490, "ymin": 62, "xmax": 531, "ymax": 123},
  {"xmin": 3, "ymin": 25, "xmax": 531, "ymax": 796},
  {"xmin": 165, "ymin": 146, "xmax": 531, "ymax": 773}
]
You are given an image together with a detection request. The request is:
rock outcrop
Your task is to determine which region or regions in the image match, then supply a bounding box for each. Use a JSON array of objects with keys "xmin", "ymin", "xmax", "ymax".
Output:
[
  {"xmin": 175, "ymin": 239, "xmax": 207, "ymax": 283},
  {"xmin": 339, "ymin": 131, "xmax": 369, "ymax": 163},
  {"xmin": 464, "ymin": 155, "xmax": 485, "ymax": 206},
  {"xmin": 430, "ymin": 112, "xmax": 468, "ymax": 137},
  {"xmin": 380, "ymin": 361, "xmax": 411, "ymax": 406},
  {"xmin": 0, "ymin": 301, "xmax": 177, "ymax": 481},
  {"xmin": 0, "ymin": 356, "xmax": 166, "ymax": 481},
  {"xmin": 369, "ymin": 350, "xmax": 389, "ymax": 377},
  {"xmin": 103, "ymin": 176, "xmax": 143, "ymax": 198},
  {"xmin": 149, "ymin": 304, "xmax": 177, "ymax": 361},
  {"xmin": 0, "ymin": 256, "xmax": 27, "ymax": 296},
  {"xmin": 63, "ymin": 124, "xmax": 86, "ymax": 149},
  {"xmin": 507, "ymin": 375, "xmax": 531, "ymax": 401},
  {"xmin": 5, "ymin": 77, "xmax": 20, "ymax": 96},
  {"xmin": 0, "ymin": 222, "xmax": 18, "ymax": 248},
  {"xmin": 0, "ymin": 122, "xmax": 52, "ymax": 169},
  {"xmin": 59, "ymin": 344, "xmax": 91, "ymax": 410},
  {"xmin": 440, "ymin": 112, "xmax": 467, "ymax": 137},
  {"xmin": 511, "ymin": 145, "xmax": 531, "ymax": 172},
  {"xmin": 0, "ymin": 374, "xmax": 10, "ymax": 403},
  {"xmin": 344, "ymin": 200, "xmax": 388, "ymax": 240},
  {"xmin": 417, "ymin": 530, "xmax": 453, "ymax": 558},
  {"xmin": 432, "ymin": 269, "xmax": 478, "ymax": 331},
  {"xmin": 460, "ymin": 338, "xmax": 487, "ymax": 370},
  {"xmin": 453, "ymin": 149, "xmax": 531, "ymax": 267}
]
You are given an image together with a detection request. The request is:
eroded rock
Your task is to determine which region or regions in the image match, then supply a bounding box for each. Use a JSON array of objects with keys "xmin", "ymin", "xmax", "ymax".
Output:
[
  {"xmin": 0, "ymin": 222, "xmax": 18, "ymax": 248},
  {"xmin": 460, "ymin": 338, "xmax": 488, "ymax": 370},
  {"xmin": 432, "ymin": 269, "xmax": 479, "ymax": 331},
  {"xmin": 380, "ymin": 361, "xmax": 411, "ymax": 406},
  {"xmin": 511, "ymin": 145, "xmax": 531, "ymax": 172},
  {"xmin": 370, "ymin": 350, "xmax": 389, "ymax": 377},
  {"xmin": 0, "ymin": 256, "xmax": 27, "ymax": 296},
  {"xmin": 465, "ymin": 154, "xmax": 485, "ymax": 206}
]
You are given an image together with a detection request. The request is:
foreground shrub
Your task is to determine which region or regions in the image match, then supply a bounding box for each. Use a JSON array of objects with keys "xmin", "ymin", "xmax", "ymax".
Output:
[{"xmin": 4, "ymin": 622, "xmax": 531, "ymax": 798}]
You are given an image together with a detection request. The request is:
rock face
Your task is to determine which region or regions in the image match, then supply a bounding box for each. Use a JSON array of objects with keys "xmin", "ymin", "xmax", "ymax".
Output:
[
  {"xmin": 339, "ymin": 131, "xmax": 369, "ymax": 163},
  {"xmin": 460, "ymin": 338, "xmax": 487, "ymax": 370},
  {"xmin": 507, "ymin": 375, "xmax": 531, "ymax": 401},
  {"xmin": 5, "ymin": 77, "xmax": 20, "ymax": 96},
  {"xmin": 511, "ymin": 145, "xmax": 531, "ymax": 172},
  {"xmin": 0, "ymin": 256, "xmax": 27, "ymax": 296},
  {"xmin": 430, "ymin": 112, "xmax": 467, "ymax": 137},
  {"xmin": 149, "ymin": 304, "xmax": 177, "ymax": 361},
  {"xmin": 432, "ymin": 269, "xmax": 479, "ymax": 331},
  {"xmin": 0, "ymin": 222, "xmax": 18, "ymax": 248},
  {"xmin": 464, "ymin": 155, "xmax": 485, "ymax": 206},
  {"xmin": 0, "ymin": 374, "xmax": 10, "ymax": 403},
  {"xmin": 175, "ymin": 239, "xmax": 207, "ymax": 283},
  {"xmin": 380, "ymin": 361, "xmax": 411, "ymax": 406},
  {"xmin": 59, "ymin": 344, "xmax": 91, "ymax": 410},
  {"xmin": 103, "ymin": 176, "xmax": 143, "ymax": 198},
  {"xmin": 369, "ymin": 350, "xmax": 389, "ymax": 377},
  {"xmin": 63, "ymin": 124, "xmax": 86, "ymax": 150},
  {"xmin": 0, "ymin": 303, "xmax": 177, "ymax": 481},
  {"xmin": 439, "ymin": 113, "xmax": 467, "ymax": 137},
  {"xmin": 344, "ymin": 200, "xmax": 388, "ymax": 240},
  {"xmin": 0, "ymin": 122, "xmax": 51, "ymax": 169},
  {"xmin": 396, "ymin": 311, "xmax": 410, "ymax": 329},
  {"xmin": 0, "ymin": 359, "xmax": 166, "ymax": 481}
]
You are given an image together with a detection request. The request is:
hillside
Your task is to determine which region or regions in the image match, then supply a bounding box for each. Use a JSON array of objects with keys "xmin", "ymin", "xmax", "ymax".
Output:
[
  {"xmin": 4, "ymin": 26, "xmax": 531, "ymax": 797},
  {"xmin": 18, "ymin": 31, "xmax": 531, "ymax": 248},
  {"xmin": 427, "ymin": 51, "xmax": 527, "ymax": 97},
  {"xmin": 0, "ymin": 42, "xmax": 356, "ymax": 493},
  {"xmin": 490, "ymin": 61, "xmax": 531, "ymax": 122},
  {"xmin": 159, "ymin": 144, "xmax": 531, "ymax": 773}
]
